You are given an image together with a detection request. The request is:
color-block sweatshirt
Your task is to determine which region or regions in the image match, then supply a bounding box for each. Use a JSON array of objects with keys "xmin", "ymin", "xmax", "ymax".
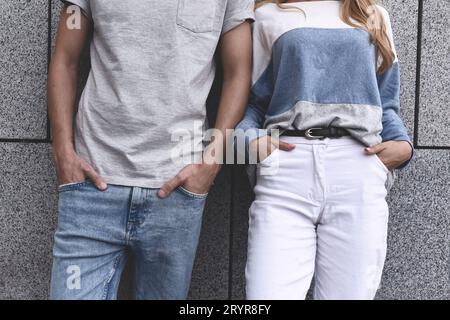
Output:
[{"xmin": 236, "ymin": 1, "xmax": 412, "ymax": 167}]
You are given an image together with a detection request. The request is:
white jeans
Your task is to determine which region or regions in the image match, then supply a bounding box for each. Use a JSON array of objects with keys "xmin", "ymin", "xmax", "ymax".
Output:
[{"xmin": 246, "ymin": 136, "xmax": 390, "ymax": 300}]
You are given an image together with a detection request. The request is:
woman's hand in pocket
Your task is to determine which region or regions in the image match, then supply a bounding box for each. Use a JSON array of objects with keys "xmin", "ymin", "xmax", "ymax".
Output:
[
  {"xmin": 365, "ymin": 141, "xmax": 413, "ymax": 170},
  {"xmin": 249, "ymin": 136, "xmax": 296, "ymax": 163}
]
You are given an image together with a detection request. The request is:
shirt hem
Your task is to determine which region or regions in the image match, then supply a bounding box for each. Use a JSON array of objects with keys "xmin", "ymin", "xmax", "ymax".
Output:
[{"xmin": 100, "ymin": 175, "xmax": 170, "ymax": 189}]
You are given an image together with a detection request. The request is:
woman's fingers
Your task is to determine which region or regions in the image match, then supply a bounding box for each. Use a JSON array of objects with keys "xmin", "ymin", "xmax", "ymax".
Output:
[
  {"xmin": 251, "ymin": 136, "xmax": 295, "ymax": 163},
  {"xmin": 270, "ymin": 137, "xmax": 295, "ymax": 151},
  {"xmin": 365, "ymin": 142, "xmax": 388, "ymax": 155},
  {"xmin": 277, "ymin": 140, "xmax": 296, "ymax": 151}
]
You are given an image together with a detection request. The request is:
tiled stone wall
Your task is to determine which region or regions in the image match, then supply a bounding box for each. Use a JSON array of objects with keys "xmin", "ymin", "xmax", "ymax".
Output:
[{"xmin": 0, "ymin": 0, "xmax": 448, "ymax": 300}]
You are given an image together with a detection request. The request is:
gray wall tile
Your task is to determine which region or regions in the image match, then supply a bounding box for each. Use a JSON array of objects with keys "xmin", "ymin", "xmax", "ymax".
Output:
[
  {"xmin": 188, "ymin": 168, "xmax": 231, "ymax": 300},
  {"xmin": 0, "ymin": 1, "xmax": 49, "ymax": 139},
  {"xmin": 230, "ymin": 166, "xmax": 253, "ymax": 300},
  {"xmin": 382, "ymin": 0, "xmax": 419, "ymax": 138},
  {"xmin": 377, "ymin": 150, "xmax": 450, "ymax": 299},
  {"xmin": 417, "ymin": 1, "xmax": 450, "ymax": 146},
  {"xmin": 0, "ymin": 143, "xmax": 57, "ymax": 299}
]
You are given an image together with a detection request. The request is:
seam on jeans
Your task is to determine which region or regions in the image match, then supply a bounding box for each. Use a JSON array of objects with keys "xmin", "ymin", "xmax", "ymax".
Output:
[
  {"xmin": 315, "ymin": 178, "xmax": 327, "ymax": 224},
  {"xmin": 125, "ymin": 188, "xmax": 136, "ymax": 245},
  {"xmin": 315, "ymin": 200, "xmax": 327, "ymax": 225},
  {"xmin": 313, "ymin": 144, "xmax": 327, "ymax": 225},
  {"xmin": 102, "ymin": 255, "xmax": 122, "ymax": 300}
]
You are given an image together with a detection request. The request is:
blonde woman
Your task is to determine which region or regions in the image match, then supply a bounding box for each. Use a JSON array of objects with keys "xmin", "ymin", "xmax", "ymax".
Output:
[{"xmin": 236, "ymin": 0, "xmax": 413, "ymax": 299}]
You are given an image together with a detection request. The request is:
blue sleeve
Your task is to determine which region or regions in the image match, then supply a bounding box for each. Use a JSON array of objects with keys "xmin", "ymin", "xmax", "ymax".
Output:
[
  {"xmin": 236, "ymin": 100, "xmax": 267, "ymax": 145},
  {"xmin": 235, "ymin": 79, "xmax": 272, "ymax": 158},
  {"xmin": 378, "ymin": 62, "xmax": 413, "ymax": 169}
]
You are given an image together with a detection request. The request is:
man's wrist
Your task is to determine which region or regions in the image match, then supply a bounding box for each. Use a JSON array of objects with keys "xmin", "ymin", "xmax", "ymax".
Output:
[
  {"xmin": 52, "ymin": 141, "xmax": 76, "ymax": 161},
  {"xmin": 203, "ymin": 137, "xmax": 225, "ymax": 166}
]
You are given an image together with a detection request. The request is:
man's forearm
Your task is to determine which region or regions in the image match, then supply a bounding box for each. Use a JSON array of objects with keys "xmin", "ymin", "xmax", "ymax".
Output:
[
  {"xmin": 211, "ymin": 71, "xmax": 251, "ymax": 164},
  {"xmin": 204, "ymin": 70, "xmax": 251, "ymax": 169},
  {"xmin": 48, "ymin": 62, "xmax": 78, "ymax": 157},
  {"xmin": 207, "ymin": 22, "xmax": 252, "ymax": 166},
  {"xmin": 48, "ymin": 7, "xmax": 91, "ymax": 158}
]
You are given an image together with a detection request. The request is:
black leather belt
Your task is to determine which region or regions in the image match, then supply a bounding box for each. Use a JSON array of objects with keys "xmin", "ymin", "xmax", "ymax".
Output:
[{"xmin": 281, "ymin": 128, "xmax": 350, "ymax": 139}]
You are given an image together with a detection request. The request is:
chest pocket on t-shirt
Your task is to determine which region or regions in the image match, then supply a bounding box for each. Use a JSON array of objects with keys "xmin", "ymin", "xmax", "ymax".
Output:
[{"xmin": 177, "ymin": 0, "xmax": 218, "ymax": 33}]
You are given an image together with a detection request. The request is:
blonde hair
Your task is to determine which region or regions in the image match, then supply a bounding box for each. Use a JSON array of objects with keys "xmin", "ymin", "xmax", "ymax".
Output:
[{"xmin": 256, "ymin": 0, "xmax": 395, "ymax": 74}]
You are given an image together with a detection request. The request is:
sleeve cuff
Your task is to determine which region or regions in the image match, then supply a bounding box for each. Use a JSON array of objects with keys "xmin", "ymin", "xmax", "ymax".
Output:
[
  {"xmin": 396, "ymin": 139, "xmax": 414, "ymax": 170},
  {"xmin": 61, "ymin": 0, "xmax": 91, "ymax": 18},
  {"xmin": 222, "ymin": 9, "xmax": 255, "ymax": 34}
]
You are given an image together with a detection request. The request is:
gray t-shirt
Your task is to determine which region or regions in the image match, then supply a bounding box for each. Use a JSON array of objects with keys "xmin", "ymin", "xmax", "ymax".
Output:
[{"xmin": 62, "ymin": 0, "xmax": 254, "ymax": 188}]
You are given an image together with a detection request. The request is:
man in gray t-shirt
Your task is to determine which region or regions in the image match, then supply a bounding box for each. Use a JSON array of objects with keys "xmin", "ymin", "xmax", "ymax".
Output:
[{"xmin": 48, "ymin": 0, "xmax": 253, "ymax": 299}]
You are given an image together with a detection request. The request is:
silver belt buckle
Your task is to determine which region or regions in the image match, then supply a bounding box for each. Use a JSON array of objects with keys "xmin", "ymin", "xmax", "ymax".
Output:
[{"xmin": 305, "ymin": 128, "xmax": 325, "ymax": 139}]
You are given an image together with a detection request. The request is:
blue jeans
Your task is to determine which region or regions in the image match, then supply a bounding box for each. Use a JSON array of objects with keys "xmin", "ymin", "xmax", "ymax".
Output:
[{"xmin": 50, "ymin": 180, "xmax": 206, "ymax": 300}]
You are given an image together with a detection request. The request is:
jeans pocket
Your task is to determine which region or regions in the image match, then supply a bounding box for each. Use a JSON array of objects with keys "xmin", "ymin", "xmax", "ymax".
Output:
[
  {"xmin": 58, "ymin": 180, "xmax": 91, "ymax": 192},
  {"xmin": 257, "ymin": 149, "xmax": 281, "ymax": 178},
  {"xmin": 258, "ymin": 148, "xmax": 280, "ymax": 166},
  {"xmin": 177, "ymin": 0, "xmax": 217, "ymax": 33},
  {"xmin": 373, "ymin": 155, "xmax": 389, "ymax": 173},
  {"xmin": 177, "ymin": 186, "xmax": 208, "ymax": 199}
]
